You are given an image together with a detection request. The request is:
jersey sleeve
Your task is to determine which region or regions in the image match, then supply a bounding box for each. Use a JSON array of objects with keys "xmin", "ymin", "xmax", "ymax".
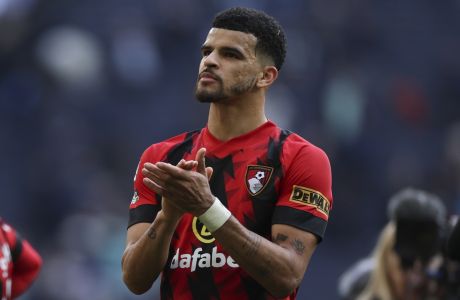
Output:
[
  {"xmin": 2, "ymin": 222, "xmax": 42, "ymax": 298},
  {"xmin": 11, "ymin": 239, "xmax": 42, "ymax": 298},
  {"xmin": 272, "ymin": 139, "xmax": 333, "ymax": 242},
  {"xmin": 128, "ymin": 146, "xmax": 161, "ymax": 228},
  {"xmin": 127, "ymin": 131, "xmax": 200, "ymax": 229}
]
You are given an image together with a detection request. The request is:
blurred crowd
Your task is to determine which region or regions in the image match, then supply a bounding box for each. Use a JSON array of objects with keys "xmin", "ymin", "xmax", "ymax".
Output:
[{"xmin": 1, "ymin": 0, "xmax": 459, "ymax": 299}]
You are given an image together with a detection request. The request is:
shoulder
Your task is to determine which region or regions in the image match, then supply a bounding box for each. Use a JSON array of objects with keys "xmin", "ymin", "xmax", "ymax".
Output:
[
  {"xmin": 141, "ymin": 129, "xmax": 202, "ymax": 161},
  {"xmin": 0, "ymin": 220, "xmax": 18, "ymax": 246},
  {"xmin": 280, "ymin": 130, "xmax": 333, "ymax": 202},
  {"xmin": 282, "ymin": 131, "xmax": 331, "ymax": 167},
  {"xmin": 1, "ymin": 219, "xmax": 13, "ymax": 234}
]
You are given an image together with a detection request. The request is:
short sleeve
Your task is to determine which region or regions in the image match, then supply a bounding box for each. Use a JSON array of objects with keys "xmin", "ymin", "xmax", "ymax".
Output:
[
  {"xmin": 128, "ymin": 146, "xmax": 161, "ymax": 228},
  {"xmin": 272, "ymin": 138, "xmax": 333, "ymax": 241}
]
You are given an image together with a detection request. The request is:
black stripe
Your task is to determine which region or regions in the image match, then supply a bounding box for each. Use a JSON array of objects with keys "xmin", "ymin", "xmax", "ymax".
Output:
[
  {"xmin": 165, "ymin": 130, "xmax": 200, "ymax": 165},
  {"xmin": 206, "ymin": 154, "xmax": 234, "ymax": 207},
  {"xmin": 272, "ymin": 206, "xmax": 327, "ymax": 243},
  {"xmin": 128, "ymin": 204, "xmax": 161, "ymax": 228},
  {"xmin": 188, "ymin": 244, "xmax": 221, "ymax": 300},
  {"xmin": 266, "ymin": 129, "xmax": 291, "ymax": 167},
  {"xmin": 11, "ymin": 233, "xmax": 23, "ymax": 263},
  {"xmin": 160, "ymin": 272, "xmax": 174, "ymax": 300},
  {"xmin": 247, "ymin": 130, "xmax": 291, "ymax": 236},
  {"xmin": 241, "ymin": 275, "xmax": 268, "ymax": 300}
]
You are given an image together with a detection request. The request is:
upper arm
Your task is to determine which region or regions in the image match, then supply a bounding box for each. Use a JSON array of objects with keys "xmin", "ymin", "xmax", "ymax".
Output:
[
  {"xmin": 127, "ymin": 145, "xmax": 161, "ymax": 231},
  {"xmin": 269, "ymin": 139, "xmax": 331, "ymax": 284},
  {"xmin": 271, "ymin": 224, "xmax": 317, "ymax": 278},
  {"xmin": 126, "ymin": 222, "xmax": 151, "ymax": 247},
  {"xmin": 131, "ymin": 147, "xmax": 160, "ymax": 210},
  {"xmin": 274, "ymin": 141, "xmax": 333, "ymax": 241}
]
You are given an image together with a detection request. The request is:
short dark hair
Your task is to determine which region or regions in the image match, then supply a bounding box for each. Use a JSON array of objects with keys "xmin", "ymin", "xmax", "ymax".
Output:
[{"xmin": 212, "ymin": 7, "xmax": 286, "ymax": 71}]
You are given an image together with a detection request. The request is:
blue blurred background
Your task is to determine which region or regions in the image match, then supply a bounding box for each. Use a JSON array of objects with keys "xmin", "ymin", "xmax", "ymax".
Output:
[{"xmin": 1, "ymin": 0, "xmax": 459, "ymax": 299}]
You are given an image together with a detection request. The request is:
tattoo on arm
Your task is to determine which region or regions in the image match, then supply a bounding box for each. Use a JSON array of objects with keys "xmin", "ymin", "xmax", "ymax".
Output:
[
  {"xmin": 147, "ymin": 228, "xmax": 157, "ymax": 239},
  {"xmin": 291, "ymin": 239, "xmax": 305, "ymax": 256},
  {"xmin": 273, "ymin": 233, "xmax": 306, "ymax": 255}
]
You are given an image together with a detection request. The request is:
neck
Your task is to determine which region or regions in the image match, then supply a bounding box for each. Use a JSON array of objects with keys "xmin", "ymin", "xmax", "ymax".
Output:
[{"xmin": 207, "ymin": 93, "xmax": 267, "ymax": 141}]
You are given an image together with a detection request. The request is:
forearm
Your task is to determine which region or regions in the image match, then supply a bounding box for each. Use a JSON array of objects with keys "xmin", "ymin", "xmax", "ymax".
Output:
[
  {"xmin": 213, "ymin": 217, "xmax": 306, "ymax": 298},
  {"xmin": 122, "ymin": 211, "xmax": 178, "ymax": 294}
]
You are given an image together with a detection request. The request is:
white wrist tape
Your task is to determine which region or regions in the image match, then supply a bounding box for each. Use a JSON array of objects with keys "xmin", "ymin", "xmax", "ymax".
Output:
[{"xmin": 198, "ymin": 197, "xmax": 231, "ymax": 232}]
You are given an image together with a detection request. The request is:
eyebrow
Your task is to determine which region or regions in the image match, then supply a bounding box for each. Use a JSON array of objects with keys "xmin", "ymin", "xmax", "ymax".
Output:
[
  {"xmin": 200, "ymin": 45, "xmax": 211, "ymax": 52},
  {"xmin": 201, "ymin": 45, "xmax": 246, "ymax": 58},
  {"xmin": 222, "ymin": 46, "xmax": 245, "ymax": 58}
]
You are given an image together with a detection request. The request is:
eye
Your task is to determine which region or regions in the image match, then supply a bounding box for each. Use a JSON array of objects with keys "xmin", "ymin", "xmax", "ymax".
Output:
[
  {"xmin": 202, "ymin": 49, "xmax": 212, "ymax": 57},
  {"xmin": 224, "ymin": 51, "xmax": 239, "ymax": 59}
]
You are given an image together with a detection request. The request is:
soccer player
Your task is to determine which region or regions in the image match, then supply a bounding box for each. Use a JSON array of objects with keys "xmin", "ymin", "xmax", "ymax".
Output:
[
  {"xmin": 122, "ymin": 7, "xmax": 333, "ymax": 300},
  {"xmin": 0, "ymin": 218, "xmax": 42, "ymax": 300}
]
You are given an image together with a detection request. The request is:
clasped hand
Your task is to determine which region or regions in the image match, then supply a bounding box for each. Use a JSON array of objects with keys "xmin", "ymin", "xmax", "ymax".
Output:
[{"xmin": 142, "ymin": 148, "xmax": 214, "ymax": 218}]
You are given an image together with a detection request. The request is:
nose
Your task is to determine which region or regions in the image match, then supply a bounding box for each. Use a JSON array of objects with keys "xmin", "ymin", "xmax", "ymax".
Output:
[{"xmin": 202, "ymin": 51, "xmax": 218, "ymax": 68}]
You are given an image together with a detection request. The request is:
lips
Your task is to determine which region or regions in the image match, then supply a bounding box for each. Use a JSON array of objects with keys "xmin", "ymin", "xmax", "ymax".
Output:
[{"xmin": 199, "ymin": 71, "xmax": 219, "ymax": 82}]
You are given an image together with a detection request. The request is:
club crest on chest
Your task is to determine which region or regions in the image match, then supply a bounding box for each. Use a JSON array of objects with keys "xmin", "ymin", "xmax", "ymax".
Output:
[{"xmin": 245, "ymin": 165, "xmax": 273, "ymax": 196}]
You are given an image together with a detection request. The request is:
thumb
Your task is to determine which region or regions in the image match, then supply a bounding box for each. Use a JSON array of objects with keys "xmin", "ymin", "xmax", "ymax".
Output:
[{"xmin": 196, "ymin": 148, "xmax": 207, "ymax": 175}]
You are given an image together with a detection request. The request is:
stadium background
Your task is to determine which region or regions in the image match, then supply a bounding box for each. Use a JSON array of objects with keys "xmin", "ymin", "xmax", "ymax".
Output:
[{"xmin": 1, "ymin": 0, "xmax": 459, "ymax": 299}]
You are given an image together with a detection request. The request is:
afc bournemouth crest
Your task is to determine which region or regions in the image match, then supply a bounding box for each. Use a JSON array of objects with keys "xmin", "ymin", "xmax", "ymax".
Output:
[{"xmin": 245, "ymin": 165, "xmax": 273, "ymax": 196}]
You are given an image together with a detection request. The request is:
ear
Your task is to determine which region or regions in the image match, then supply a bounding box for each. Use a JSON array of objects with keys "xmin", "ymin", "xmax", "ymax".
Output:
[{"xmin": 256, "ymin": 66, "xmax": 278, "ymax": 88}]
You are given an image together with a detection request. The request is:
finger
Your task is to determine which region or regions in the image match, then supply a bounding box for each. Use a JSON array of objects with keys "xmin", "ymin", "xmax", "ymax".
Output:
[
  {"xmin": 144, "ymin": 162, "xmax": 157, "ymax": 171},
  {"xmin": 177, "ymin": 159, "xmax": 191, "ymax": 170},
  {"xmin": 144, "ymin": 163, "xmax": 170, "ymax": 181},
  {"xmin": 180, "ymin": 160, "xmax": 198, "ymax": 170},
  {"xmin": 176, "ymin": 159, "xmax": 186, "ymax": 168},
  {"xmin": 142, "ymin": 166, "xmax": 166, "ymax": 184},
  {"xmin": 205, "ymin": 166, "xmax": 213, "ymax": 180},
  {"xmin": 156, "ymin": 162, "xmax": 188, "ymax": 179},
  {"xmin": 144, "ymin": 163, "xmax": 172, "ymax": 176},
  {"xmin": 195, "ymin": 148, "xmax": 207, "ymax": 175},
  {"xmin": 143, "ymin": 177, "xmax": 165, "ymax": 195}
]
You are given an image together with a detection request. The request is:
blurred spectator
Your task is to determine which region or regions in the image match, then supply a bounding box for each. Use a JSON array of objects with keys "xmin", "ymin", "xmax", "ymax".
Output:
[
  {"xmin": 338, "ymin": 188, "xmax": 449, "ymax": 300},
  {"xmin": 447, "ymin": 216, "xmax": 460, "ymax": 262}
]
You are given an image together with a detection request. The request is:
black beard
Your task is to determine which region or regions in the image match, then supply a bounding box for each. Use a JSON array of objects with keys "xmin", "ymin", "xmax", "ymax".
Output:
[
  {"xmin": 195, "ymin": 83, "xmax": 226, "ymax": 103},
  {"xmin": 195, "ymin": 90, "xmax": 226, "ymax": 103},
  {"xmin": 230, "ymin": 76, "xmax": 258, "ymax": 95},
  {"xmin": 195, "ymin": 76, "xmax": 258, "ymax": 103}
]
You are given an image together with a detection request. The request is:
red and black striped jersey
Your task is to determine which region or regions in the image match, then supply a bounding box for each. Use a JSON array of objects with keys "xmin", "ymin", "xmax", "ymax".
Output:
[
  {"xmin": 128, "ymin": 120, "xmax": 333, "ymax": 300},
  {"xmin": 0, "ymin": 219, "xmax": 42, "ymax": 300}
]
